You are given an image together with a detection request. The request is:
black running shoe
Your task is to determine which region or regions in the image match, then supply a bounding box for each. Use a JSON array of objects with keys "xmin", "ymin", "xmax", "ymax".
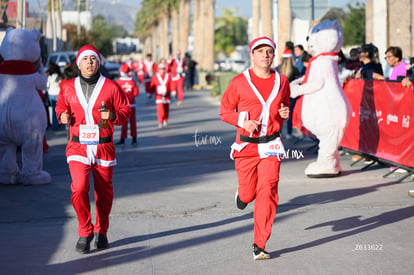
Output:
[
  {"xmin": 253, "ymin": 244, "xmax": 270, "ymax": 260},
  {"xmin": 75, "ymin": 234, "xmax": 94, "ymax": 254},
  {"xmin": 94, "ymin": 233, "xmax": 108, "ymax": 249},
  {"xmin": 235, "ymin": 191, "xmax": 248, "ymax": 210}
]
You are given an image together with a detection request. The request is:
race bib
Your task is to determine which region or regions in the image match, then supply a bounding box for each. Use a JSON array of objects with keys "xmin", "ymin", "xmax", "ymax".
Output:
[
  {"xmin": 79, "ymin": 125, "xmax": 99, "ymax": 145},
  {"xmin": 258, "ymin": 137, "xmax": 285, "ymax": 157},
  {"xmin": 157, "ymin": 85, "xmax": 167, "ymax": 95}
]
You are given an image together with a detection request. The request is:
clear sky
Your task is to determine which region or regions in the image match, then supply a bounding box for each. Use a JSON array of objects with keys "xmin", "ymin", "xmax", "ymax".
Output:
[
  {"xmin": 29, "ymin": 0, "xmax": 366, "ymax": 17},
  {"xmin": 216, "ymin": 0, "xmax": 366, "ymax": 18}
]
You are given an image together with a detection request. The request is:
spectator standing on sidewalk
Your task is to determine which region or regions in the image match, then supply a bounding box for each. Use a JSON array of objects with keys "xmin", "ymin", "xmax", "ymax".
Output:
[
  {"xmin": 46, "ymin": 61, "xmax": 63, "ymax": 131},
  {"xmin": 355, "ymin": 43, "xmax": 383, "ymax": 80},
  {"xmin": 373, "ymin": 46, "xmax": 407, "ymax": 81},
  {"xmin": 55, "ymin": 45, "xmax": 131, "ymax": 254},
  {"xmin": 220, "ymin": 37, "xmax": 290, "ymax": 260},
  {"xmin": 276, "ymin": 46, "xmax": 300, "ymax": 140}
]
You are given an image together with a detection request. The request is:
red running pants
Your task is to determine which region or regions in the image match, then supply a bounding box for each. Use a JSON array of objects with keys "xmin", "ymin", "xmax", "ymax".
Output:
[
  {"xmin": 69, "ymin": 161, "xmax": 114, "ymax": 237},
  {"xmin": 174, "ymin": 77, "xmax": 184, "ymax": 102},
  {"xmin": 120, "ymin": 107, "xmax": 137, "ymax": 138},
  {"xmin": 235, "ymin": 156, "xmax": 280, "ymax": 249},
  {"xmin": 157, "ymin": 103, "xmax": 170, "ymax": 124}
]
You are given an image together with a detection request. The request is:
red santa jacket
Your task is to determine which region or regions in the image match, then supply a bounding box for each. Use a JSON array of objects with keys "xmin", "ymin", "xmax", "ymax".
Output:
[
  {"xmin": 55, "ymin": 75, "xmax": 131, "ymax": 166},
  {"xmin": 220, "ymin": 69, "xmax": 290, "ymax": 158},
  {"xmin": 116, "ymin": 75, "xmax": 139, "ymax": 107},
  {"xmin": 149, "ymin": 72, "xmax": 176, "ymax": 104},
  {"xmin": 143, "ymin": 60, "xmax": 157, "ymax": 82},
  {"xmin": 169, "ymin": 58, "xmax": 185, "ymax": 81}
]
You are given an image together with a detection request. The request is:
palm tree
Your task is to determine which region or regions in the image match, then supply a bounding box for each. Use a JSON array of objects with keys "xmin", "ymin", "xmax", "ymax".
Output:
[
  {"xmin": 171, "ymin": 5, "xmax": 180, "ymax": 54},
  {"xmin": 252, "ymin": 0, "xmax": 260, "ymax": 38},
  {"xmin": 202, "ymin": 0, "xmax": 215, "ymax": 71},
  {"xmin": 215, "ymin": 8, "xmax": 248, "ymax": 57},
  {"xmin": 135, "ymin": 0, "xmax": 177, "ymax": 60},
  {"xmin": 260, "ymin": 0, "xmax": 273, "ymax": 38},
  {"xmin": 179, "ymin": 0, "xmax": 190, "ymax": 53},
  {"xmin": 278, "ymin": 0, "xmax": 292, "ymax": 58},
  {"xmin": 192, "ymin": 0, "xmax": 203, "ymax": 68},
  {"xmin": 46, "ymin": 0, "xmax": 63, "ymax": 52}
]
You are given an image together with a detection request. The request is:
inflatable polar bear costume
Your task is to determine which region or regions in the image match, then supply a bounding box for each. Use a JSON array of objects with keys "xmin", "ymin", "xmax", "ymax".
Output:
[
  {"xmin": 0, "ymin": 28, "xmax": 51, "ymax": 185},
  {"xmin": 290, "ymin": 20, "xmax": 352, "ymax": 177}
]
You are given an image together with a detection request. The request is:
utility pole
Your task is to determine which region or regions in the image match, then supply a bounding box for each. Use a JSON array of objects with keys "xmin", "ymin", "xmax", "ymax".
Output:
[
  {"xmin": 77, "ymin": 0, "xmax": 81, "ymax": 41},
  {"xmin": 410, "ymin": 0, "xmax": 413, "ymax": 56},
  {"xmin": 16, "ymin": 0, "xmax": 25, "ymax": 29}
]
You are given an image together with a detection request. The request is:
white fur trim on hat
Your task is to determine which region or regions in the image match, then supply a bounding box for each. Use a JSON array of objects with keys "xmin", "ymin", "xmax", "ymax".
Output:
[
  {"xmin": 76, "ymin": 49, "xmax": 101, "ymax": 67},
  {"xmin": 250, "ymin": 37, "xmax": 276, "ymax": 53}
]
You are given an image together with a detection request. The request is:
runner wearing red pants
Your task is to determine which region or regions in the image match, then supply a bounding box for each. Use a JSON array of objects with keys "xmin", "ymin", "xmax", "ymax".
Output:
[
  {"xmin": 116, "ymin": 63, "xmax": 139, "ymax": 145},
  {"xmin": 169, "ymin": 50, "xmax": 186, "ymax": 105},
  {"xmin": 56, "ymin": 45, "xmax": 131, "ymax": 254},
  {"xmin": 150, "ymin": 62, "xmax": 176, "ymax": 128},
  {"xmin": 220, "ymin": 37, "xmax": 290, "ymax": 260}
]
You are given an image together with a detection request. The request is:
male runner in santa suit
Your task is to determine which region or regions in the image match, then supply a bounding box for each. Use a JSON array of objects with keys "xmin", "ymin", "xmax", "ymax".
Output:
[
  {"xmin": 116, "ymin": 63, "xmax": 139, "ymax": 145},
  {"xmin": 143, "ymin": 53, "xmax": 157, "ymax": 98},
  {"xmin": 169, "ymin": 50, "xmax": 186, "ymax": 105},
  {"xmin": 55, "ymin": 45, "xmax": 131, "ymax": 254},
  {"xmin": 131, "ymin": 58, "xmax": 145, "ymax": 85},
  {"xmin": 220, "ymin": 37, "xmax": 290, "ymax": 260},
  {"xmin": 150, "ymin": 62, "xmax": 176, "ymax": 128}
]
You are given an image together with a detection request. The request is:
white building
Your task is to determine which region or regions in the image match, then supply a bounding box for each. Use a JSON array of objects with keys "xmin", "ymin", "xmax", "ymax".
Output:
[{"xmin": 61, "ymin": 10, "xmax": 92, "ymax": 31}]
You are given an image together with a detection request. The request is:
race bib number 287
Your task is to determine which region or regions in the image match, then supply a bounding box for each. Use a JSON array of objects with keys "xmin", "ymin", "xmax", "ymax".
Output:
[{"xmin": 79, "ymin": 125, "xmax": 99, "ymax": 145}]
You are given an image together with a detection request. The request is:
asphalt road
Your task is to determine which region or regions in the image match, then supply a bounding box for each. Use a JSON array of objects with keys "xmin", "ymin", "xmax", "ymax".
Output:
[{"xmin": 1, "ymin": 87, "xmax": 413, "ymax": 275}]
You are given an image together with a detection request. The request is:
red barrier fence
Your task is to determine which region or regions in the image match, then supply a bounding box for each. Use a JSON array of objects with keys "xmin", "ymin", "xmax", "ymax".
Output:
[{"xmin": 340, "ymin": 79, "xmax": 414, "ymax": 168}]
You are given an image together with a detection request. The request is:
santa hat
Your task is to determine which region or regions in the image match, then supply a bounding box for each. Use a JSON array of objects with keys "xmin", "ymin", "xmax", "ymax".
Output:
[
  {"xmin": 120, "ymin": 63, "xmax": 130, "ymax": 74},
  {"xmin": 249, "ymin": 36, "xmax": 276, "ymax": 53},
  {"xmin": 76, "ymin": 45, "xmax": 101, "ymax": 67},
  {"xmin": 158, "ymin": 63, "xmax": 166, "ymax": 69},
  {"xmin": 282, "ymin": 47, "xmax": 293, "ymax": 58}
]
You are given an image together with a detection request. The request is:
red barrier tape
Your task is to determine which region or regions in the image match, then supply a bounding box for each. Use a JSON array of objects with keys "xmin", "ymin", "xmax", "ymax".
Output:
[{"xmin": 340, "ymin": 79, "xmax": 414, "ymax": 168}]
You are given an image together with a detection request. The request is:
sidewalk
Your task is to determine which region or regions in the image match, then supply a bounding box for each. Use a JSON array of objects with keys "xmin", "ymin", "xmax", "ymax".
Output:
[{"xmin": 0, "ymin": 89, "xmax": 413, "ymax": 275}]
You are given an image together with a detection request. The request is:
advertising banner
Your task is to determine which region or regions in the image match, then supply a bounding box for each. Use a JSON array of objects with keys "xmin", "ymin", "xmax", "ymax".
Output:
[{"xmin": 340, "ymin": 79, "xmax": 414, "ymax": 168}]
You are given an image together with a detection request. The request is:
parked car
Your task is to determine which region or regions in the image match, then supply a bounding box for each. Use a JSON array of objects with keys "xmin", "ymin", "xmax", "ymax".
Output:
[
  {"xmin": 101, "ymin": 57, "xmax": 121, "ymax": 80},
  {"xmin": 45, "ymin": 51, "xmax": 78, "ymax": 71},
  {"xmin": 230, "ymin": 59, "xmax": 250, "ymax": 73}
]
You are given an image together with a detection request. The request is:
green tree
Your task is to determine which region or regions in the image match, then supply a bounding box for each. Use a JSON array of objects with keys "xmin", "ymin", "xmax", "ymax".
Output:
[
  {"xmin": 64, "ymin": 23, "xmax": 89, "ymax": 49},
  {"xmin": 89, "ymin": 15, "xmax": 128, "ymax": 56},
  {"xmin": 342, "ymin": 2, "xmax": 365, "ymax": 46},
  {"xmin": 320, "ymin": 7, "xmax": 347, "ymax": 22},
  {"xmin": 215, "ymin": 8, "xmax": 248, "ymax": 57},
  {"xmin": 64, "ymin": 15, "xmax": 127, "ymax": 55}
]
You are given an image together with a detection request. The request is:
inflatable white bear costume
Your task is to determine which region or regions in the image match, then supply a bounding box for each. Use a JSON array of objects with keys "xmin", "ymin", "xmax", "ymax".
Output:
[
  {"xmin": 0, "ymin": 28, "xmax": 51, "ymax": 185},
  {"xmin": 290, "ymin": 20, "xmax": 351, "ymax": 177}
]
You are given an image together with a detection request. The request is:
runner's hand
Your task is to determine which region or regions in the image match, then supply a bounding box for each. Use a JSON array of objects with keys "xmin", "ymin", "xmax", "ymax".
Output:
[
  {"xmin": 243, "ymin": 120, "xmax": 260, "ymax": 134},
  {"xmin": 279, "ymin": 103, "xmax": 289, "ymax": 120},
  {"xmin": 60, "ymin": 110, "xmax": 70, "ymax": 124}
]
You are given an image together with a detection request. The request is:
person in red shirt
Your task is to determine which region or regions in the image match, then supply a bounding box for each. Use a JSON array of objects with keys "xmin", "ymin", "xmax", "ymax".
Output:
[
  {"xmin": 220, "ymin": 37, "xmax": 290, "ymax": 260},
  {"xmin": 55, "ymin": 45, "xmax": 131, "ymax": 254},
  {"xmin": 150, "ymin": 62, "xmax": 176, "ymax": 128},
  {"xmin": 116, "ymin": 63, "xmax": 139, "ymax": 145},
  {"xmin": 169, "ymin": 50, "xmax": 186, "ymax": 105},
  {"xmin": 143, "ymin": 53, "xmax": 157, "ymax": 99}
]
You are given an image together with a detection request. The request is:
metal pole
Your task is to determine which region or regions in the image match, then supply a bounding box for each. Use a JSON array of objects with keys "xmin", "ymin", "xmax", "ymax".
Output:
[
  {"xmin": 311, "ymin": 0, "xmax": 315, "ymax": 21},
  {"xmin": 273, "ymin": 0, "xmax": 279, "ymax": 66},
  {"xmin": 77, "ymin": 0, "xmax": 81, "ymax": 41},
  {"xmin": 22, "ymin": 0, "xmax": 26, "ymax": 29},
  {"xmin": 410, "ymin": 0, "xmax": 413, "ymax": 57}
]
